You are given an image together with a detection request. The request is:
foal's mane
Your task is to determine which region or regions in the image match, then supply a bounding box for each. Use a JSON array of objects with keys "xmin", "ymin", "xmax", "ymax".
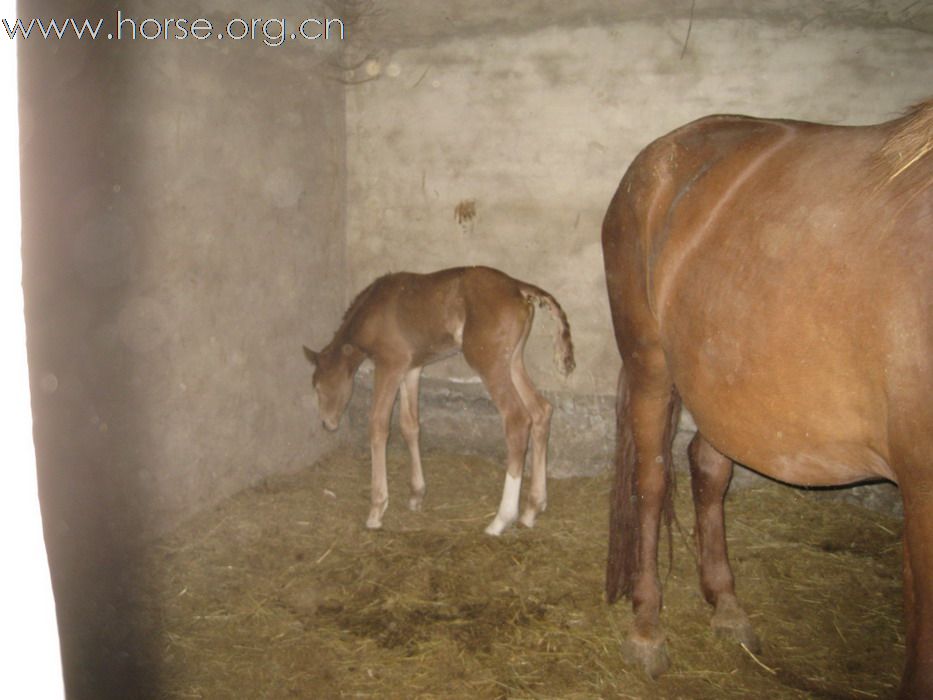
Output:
[
  {"xmin": 329, "ymin": 273, "xmax": 392, "ymax": 346},
  {"xmin": 878, "ymin": 98, "xmax": 933, "ymax": 183}
]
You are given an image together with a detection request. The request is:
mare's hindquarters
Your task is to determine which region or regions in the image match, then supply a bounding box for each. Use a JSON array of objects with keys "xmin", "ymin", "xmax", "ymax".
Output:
[{"xmin": 602, "ymin": 159, "xmax": 681, "ymax": 676}]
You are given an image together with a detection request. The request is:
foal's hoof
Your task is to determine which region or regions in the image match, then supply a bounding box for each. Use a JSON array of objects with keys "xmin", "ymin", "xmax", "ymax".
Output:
[
  {"xmin": 622, "ymin": 634, "xmax": 671, "ymax": 679},
  {"xmin": 484, "ymin": 516, "xmax": 513, "ymax": 537},
  {"xmin": 408, "ymin": 493, "xmax": 424, "ymax": 512},
  {"xmin": 366, "ymin": 500, "xmax": 388, "ymax": 529},
  {"xmin": 518, "ymin": 501, "xmax": 546, "ymax": 528},
  {"xmin": 518, "ymin": 510, "xmax": 537, "ymax": 529}
]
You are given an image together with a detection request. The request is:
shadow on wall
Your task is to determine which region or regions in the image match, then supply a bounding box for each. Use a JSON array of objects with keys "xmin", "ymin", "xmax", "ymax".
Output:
[{"xmin": 19, "ymin": 2, "xmax": 159, "ymax": 697}]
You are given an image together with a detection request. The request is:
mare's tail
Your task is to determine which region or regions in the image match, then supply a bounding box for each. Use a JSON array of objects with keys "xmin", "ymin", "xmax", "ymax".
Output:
[{"xmin": 606, "ymin": 368, "xmax": 680, "ymax": 603}]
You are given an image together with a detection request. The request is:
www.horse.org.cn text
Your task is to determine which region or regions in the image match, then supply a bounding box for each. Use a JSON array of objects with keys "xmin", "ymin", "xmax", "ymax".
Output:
[{"xmin": 2, "ymin": 12, "xmax": 347, "ymax": 47}]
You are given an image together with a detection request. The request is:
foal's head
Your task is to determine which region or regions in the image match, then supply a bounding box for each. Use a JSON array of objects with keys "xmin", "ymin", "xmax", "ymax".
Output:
[{"xmin": 302, "ymin": 343, "xmax": 358, "ymax": 431}]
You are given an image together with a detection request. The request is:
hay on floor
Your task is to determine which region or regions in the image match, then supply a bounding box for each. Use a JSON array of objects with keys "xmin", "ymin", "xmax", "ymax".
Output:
[{"xmin": 123, "ymin": 446, "xmax": 904, "ymax": 699}]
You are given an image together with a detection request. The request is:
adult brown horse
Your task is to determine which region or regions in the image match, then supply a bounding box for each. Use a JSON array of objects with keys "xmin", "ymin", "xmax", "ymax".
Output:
[{"xmin": 603, "ymin": 100, "xmax": 932, "ymax": 699}]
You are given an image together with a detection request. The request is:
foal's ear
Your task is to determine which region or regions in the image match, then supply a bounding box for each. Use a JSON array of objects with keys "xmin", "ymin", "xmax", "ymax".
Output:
[{"xmin": 302, "ymin": 345, "xmax": 319, "ymax": 365}]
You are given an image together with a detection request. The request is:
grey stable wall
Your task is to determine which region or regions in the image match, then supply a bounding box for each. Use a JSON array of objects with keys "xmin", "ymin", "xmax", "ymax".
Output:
[
  {"xmin": 19, "ymin": 1, "xmax": 346, "ymax": 696},
  {"xmin": 343, "ymin": 2, "xmax": 933, "ymax": 475}
]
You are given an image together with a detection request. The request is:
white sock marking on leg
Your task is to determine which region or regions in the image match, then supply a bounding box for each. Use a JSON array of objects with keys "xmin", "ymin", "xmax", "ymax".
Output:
[{"xmin": 485, "ymin": 472, "xmax": 522, "ymax": 536}]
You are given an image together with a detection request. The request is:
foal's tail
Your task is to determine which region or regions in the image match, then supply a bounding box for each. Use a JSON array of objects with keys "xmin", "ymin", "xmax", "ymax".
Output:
[{"xmin": 519, "ymin": 283, "xmax": 576, "ymax": 377}]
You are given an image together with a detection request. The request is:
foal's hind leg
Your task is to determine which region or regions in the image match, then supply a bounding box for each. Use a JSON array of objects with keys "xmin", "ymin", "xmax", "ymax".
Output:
[
  {"xmin": 398, "ymin": 367, "xmax": 426, "ymax": 511},
  {"xmin": 482, "ymin": 366, "xmax": 532, "ymax": 536},
  {"xmin": 688, "ymin": 433, "xmax": 760, "ymax": 652},
  {"xmin": 510, "ymin": 320, "xmax": 553, "ymax": 528},
  {"xmin": 463, "ymin": 316, "xmax": 532, "ymax": 536}
]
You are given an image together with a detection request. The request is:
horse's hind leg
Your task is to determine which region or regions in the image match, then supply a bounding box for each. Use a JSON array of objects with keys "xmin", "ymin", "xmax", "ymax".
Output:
[
  {"xmin": 463, "ymin": 315, "xmax": 532, "ymax": 536},
  {"xmin": 887, "ymin": 399, "xmax": 933, "ymax": 699},
  {"xmin": 621, "ymin": 380, "xmax": 679, "ymax": 678},
  {"xmin": 510, "ymin": 313, "xmax": 553, "ymax": 528},
  {"xmin": 688, "ymin": 433, "xmax": 760, "ymax": 652},
  {"xmin": 398, "ymin": 367, "xmax": 426, "ymax": 511},
  {"xmin": 483, "ymin": 369, "xmax": 532, "ymax": 536},
  {"xmin": 484, "ymin": 371, "xmax": 532, "ymax": 536},
  {"xmin": 897, "ymin": 473, "xmax": 933, "ymax": 699}
]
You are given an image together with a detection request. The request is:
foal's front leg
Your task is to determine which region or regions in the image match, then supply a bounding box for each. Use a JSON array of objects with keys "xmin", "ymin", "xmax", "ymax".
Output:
[
  {"xmin": 366, "ymin": 364, "xmax": 405, "ymax": 529},
  {"xmin": 398, "ymin": 367, "xmax": 425, "ymax": 511}
]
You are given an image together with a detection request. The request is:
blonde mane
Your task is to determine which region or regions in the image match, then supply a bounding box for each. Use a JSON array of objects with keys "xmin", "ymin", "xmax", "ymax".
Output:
[{"xmin": 880, "ymin": 98, "xmax": 933, "ymax": 182}]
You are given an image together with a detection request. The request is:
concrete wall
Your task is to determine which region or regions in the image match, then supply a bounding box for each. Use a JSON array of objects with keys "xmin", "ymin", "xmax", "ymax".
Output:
[
  {"xmin": 343, "ymin": 7, "xmax": 933, "ymax": 475},
  {"xmin": 19, "ymin": 1, "xmax": 346, "ymax": 696}
]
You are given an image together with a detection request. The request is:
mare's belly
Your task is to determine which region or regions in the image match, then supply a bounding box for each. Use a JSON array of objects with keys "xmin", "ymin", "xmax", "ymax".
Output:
[{"xmin": 682, "ymin": 394, "xmax": 894, "ymax": 486}]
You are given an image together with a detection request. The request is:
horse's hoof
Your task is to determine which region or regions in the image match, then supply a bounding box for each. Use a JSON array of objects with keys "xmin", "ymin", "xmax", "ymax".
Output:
[
  {"xmin": 484, "ymin": 516, "xmax": 511, "ymax": 536},
  {"xmin": 408, "ymin": 486, "xmax": 425, "ymax": 512},
  {"xmin": 518, "ymin": 510, "xmax": 536, "ymax": 528},
  {"xmin": 366, "ymin": 499, "xmax": 388, "ymax": 529},
  {"xmin": 712, "ymin": 598, "xmax": 761, "ymax": 653},
  {"xmin": 712, "ymin": 616, "xmax": 761, "ymax": 653},
  {"xmin": 622, "ymin": 633, "xmax": 671, "ymax": 678}
]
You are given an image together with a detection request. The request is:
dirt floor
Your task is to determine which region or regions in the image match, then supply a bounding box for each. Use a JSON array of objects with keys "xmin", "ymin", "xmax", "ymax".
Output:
[{"xmin": 121, "ymin": 444, "xmax": 905, "ymax": 699}]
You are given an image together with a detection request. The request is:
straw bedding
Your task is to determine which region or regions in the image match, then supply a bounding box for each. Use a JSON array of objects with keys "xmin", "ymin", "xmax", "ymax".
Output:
[{"xmin": 122, "ymin": 443, "xmax": 903, "ymax": 699}]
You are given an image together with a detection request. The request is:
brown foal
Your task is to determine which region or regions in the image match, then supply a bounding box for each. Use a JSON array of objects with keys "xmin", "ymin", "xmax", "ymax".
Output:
[
  {"xmin": 603, "ymin": 100, "xmax": 932, "ymax": 698},
  {"xmin": 304, "ymin": 266, "xmax": 575, "ymax": 535}
]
